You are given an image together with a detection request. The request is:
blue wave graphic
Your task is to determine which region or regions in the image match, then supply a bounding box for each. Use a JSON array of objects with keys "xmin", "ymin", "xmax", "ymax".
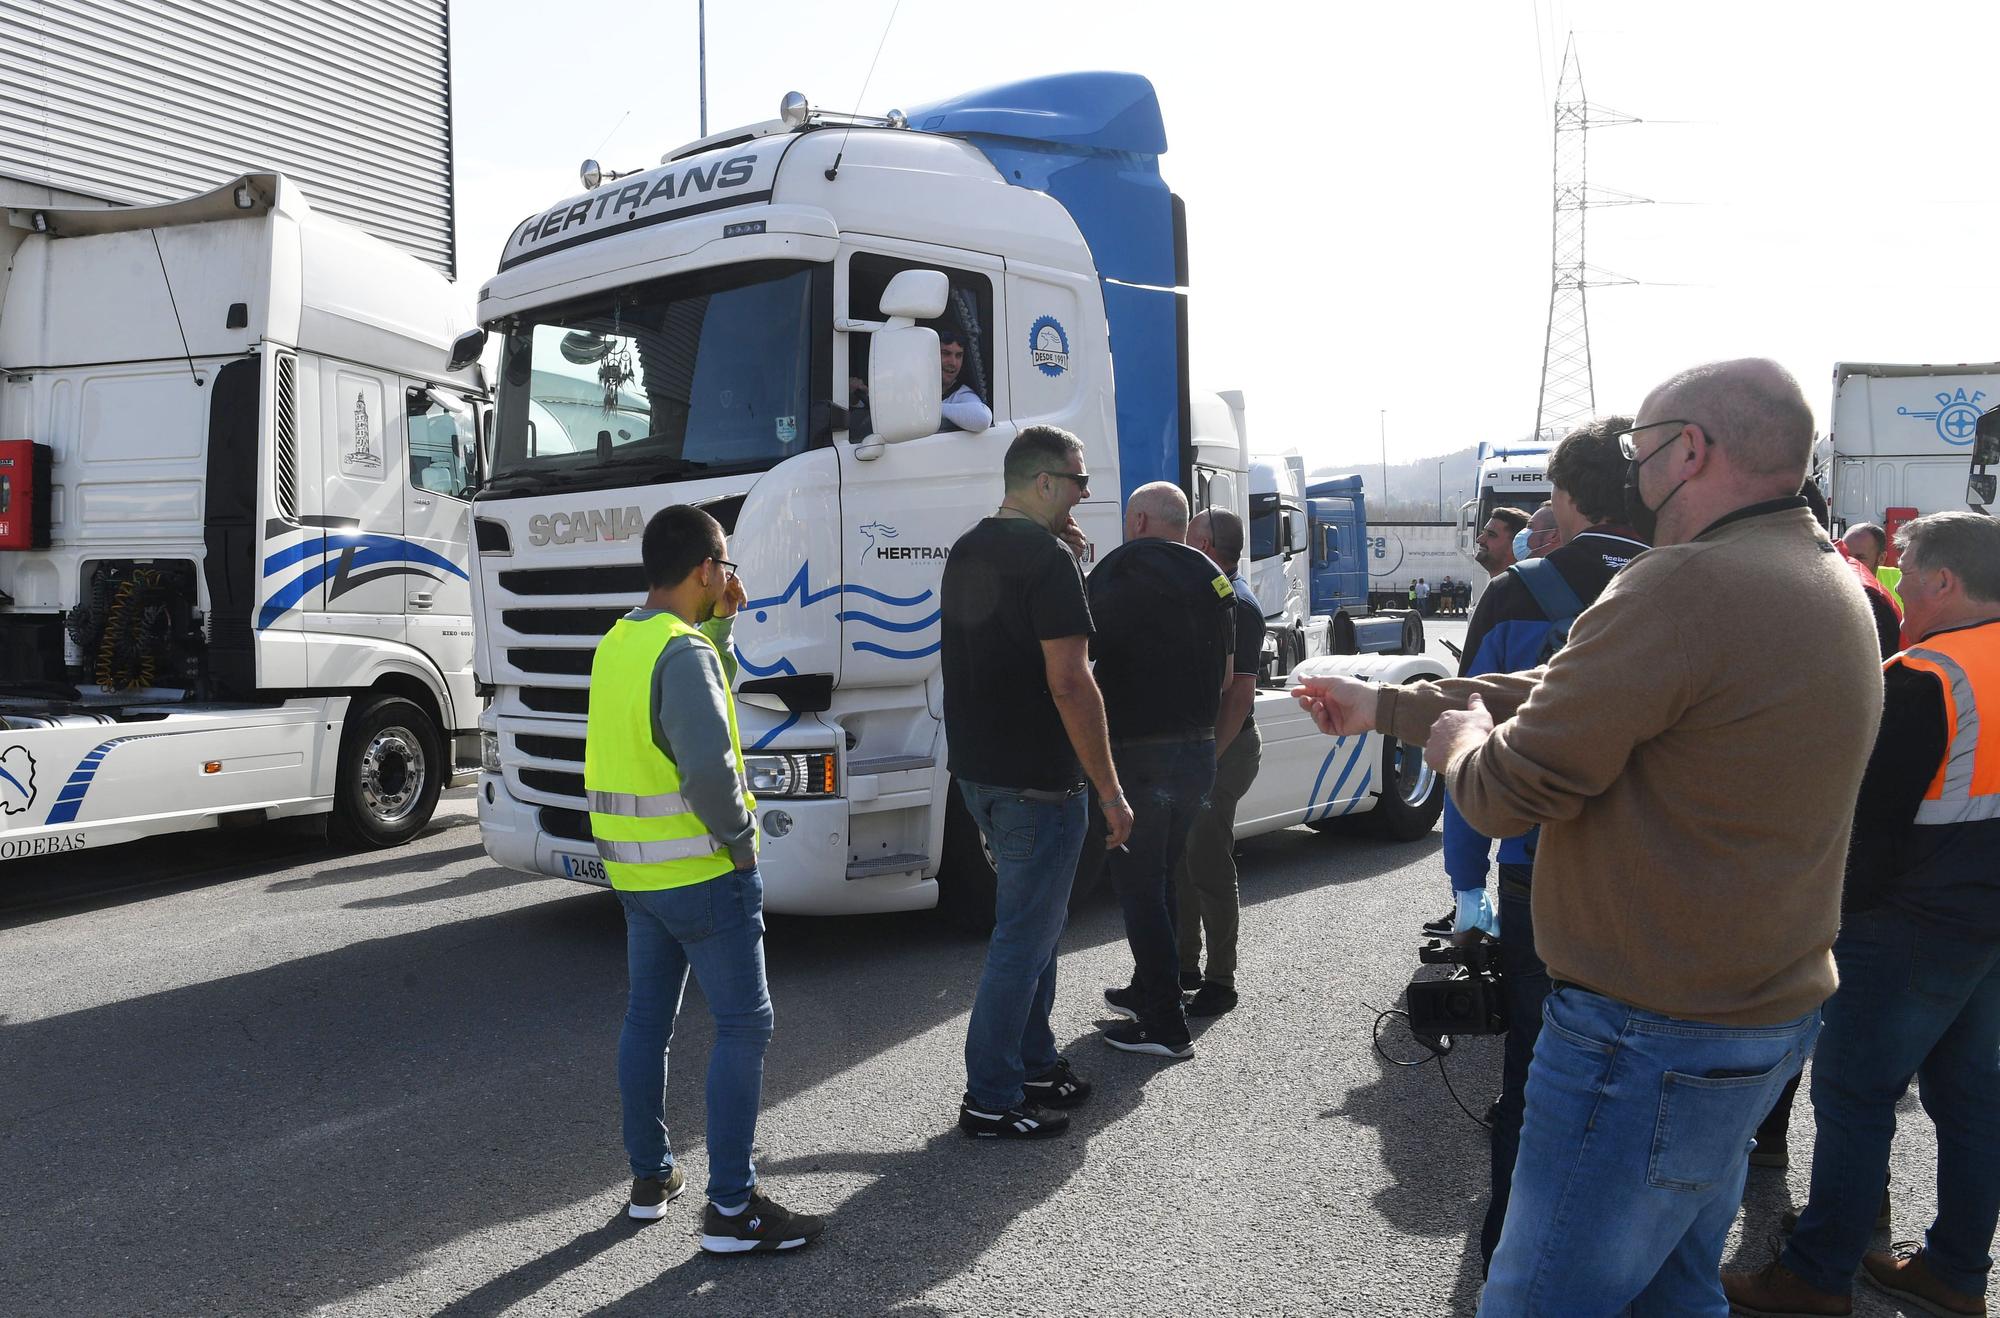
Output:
[
  {"xmin": 736, "ymin": 561, "xmax": 942, "ymax": 674},
  {"xmin": 748, "ymin": 710, "xmax": 802, "ymax": 751},
  {"xmin": 258, "ymin": 534, "xmax": 468, "ymax": 630},
  {"xmin": 1305, "ymin": 736, "xmax": 1371, "ymax": 821},
  {"xmin": 851, "ymin": 639, "xmax": 943, "ymax": 660},
  {"xmin": 45, "ymin": 735, "xmax": 162, "ymax": 825},
  {"xmin": 836, "ymin": 607, "xmax": 942, "ymax": 634}
]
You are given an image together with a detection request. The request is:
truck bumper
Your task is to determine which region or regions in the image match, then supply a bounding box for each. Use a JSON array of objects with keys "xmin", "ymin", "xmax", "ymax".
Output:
[{"xmin": 477, "ymin": 777, "xmax": 937, "ymax": 916}]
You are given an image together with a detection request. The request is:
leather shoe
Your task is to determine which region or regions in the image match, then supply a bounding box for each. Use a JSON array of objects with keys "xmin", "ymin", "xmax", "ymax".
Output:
[
  {"xmin": 1860, "ymin": 1247, "xmax": 1985, "ymax": 1317},
  {"xmin": 1721, "ymin": 1258, "xmax": 1851, "ymax": 1316}
]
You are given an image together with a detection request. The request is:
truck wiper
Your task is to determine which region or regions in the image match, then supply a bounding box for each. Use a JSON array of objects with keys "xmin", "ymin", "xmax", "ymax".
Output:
[{"xmin": 479, "ymin": 454, "xmax": 712, "ymax": 499}]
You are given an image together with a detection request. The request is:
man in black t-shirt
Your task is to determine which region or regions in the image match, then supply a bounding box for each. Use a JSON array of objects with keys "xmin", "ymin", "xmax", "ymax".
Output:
[
  {"xmin": 941, "ymin": 425, "xmax": 1133, "ymax": 1140},
  {"xmin": 1174, "ymin": 508, "xmax": 1265, "ymax": 1018},
  {"xmin": 1090, "ymin": 482, "xmax": 1234, "ymax": 1059}
]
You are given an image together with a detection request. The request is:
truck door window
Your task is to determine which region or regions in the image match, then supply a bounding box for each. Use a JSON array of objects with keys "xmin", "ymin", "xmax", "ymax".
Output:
[
  {"xmin": 408, "ymin": 387, "xmax": 476, "ymax": 498},
  {"xmin": 847, "ymin": 253, "xmax": 994, "ymax": 429}
]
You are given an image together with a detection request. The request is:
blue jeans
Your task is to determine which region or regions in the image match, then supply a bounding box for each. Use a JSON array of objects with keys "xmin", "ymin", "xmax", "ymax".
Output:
[
  {"xmin": 1481, "ymin": 866, "xmax": 1549, "ymax": 1272},
  {"xmin": 1107, "ymin": 738, "xmax": 1215, "ymax": 1036},
  {"xmin": 960, "ymin": 782, "xmax": 1088, "ymax": 1111},
  {"xmin": 617, "ymin": 867, "xmax": 774, "ymax": 1208},
  {"xmin": 1784, "ymin": 907, "xmax": 2000, "ymax": 1298},
  {"xmin": 1480, "ymin": 984, "xmax": 1819, "ymax": 1317}
]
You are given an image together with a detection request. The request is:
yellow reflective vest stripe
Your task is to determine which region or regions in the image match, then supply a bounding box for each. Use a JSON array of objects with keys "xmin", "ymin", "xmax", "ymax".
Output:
[{"xmin": 584, "ymin": 611, "xmax": 757, "ymax": 891}]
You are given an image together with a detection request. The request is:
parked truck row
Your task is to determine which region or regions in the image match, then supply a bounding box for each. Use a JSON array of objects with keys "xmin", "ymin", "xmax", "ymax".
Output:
[{"xmin": 1, "ymin": 75, "xmax": 1991, "ymax": 922}]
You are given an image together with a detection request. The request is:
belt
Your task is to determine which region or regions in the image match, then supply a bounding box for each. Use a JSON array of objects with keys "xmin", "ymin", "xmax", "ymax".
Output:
[
  {"xmin": 1111, "ymin": 728, "xmax": 1215, "ymax": 750},
  {"xmin": 1014, "ymin": 782, "xmax": 1089, "ymax": 802}
]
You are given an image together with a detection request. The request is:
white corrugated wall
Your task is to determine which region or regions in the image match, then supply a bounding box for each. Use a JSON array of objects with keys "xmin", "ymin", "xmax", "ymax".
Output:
[{"xmin": 0, "ymin": 0, "xmax": 455, "ymax": 274}]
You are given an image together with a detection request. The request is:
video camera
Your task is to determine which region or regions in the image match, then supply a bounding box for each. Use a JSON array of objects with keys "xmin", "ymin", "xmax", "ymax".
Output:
[{"xmin": 1404, "ymin": 939, "xmax": 1507, "ymax": 1053}]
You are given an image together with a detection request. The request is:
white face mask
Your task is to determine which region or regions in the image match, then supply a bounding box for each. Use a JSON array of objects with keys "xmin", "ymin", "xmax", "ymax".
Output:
[{"xmin": 1512, "ymin": 528, "xmax": 1532, "ymax": 561}]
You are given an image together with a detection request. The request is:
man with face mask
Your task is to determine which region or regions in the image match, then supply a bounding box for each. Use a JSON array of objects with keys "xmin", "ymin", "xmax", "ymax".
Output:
[
  {"xmin": 1294, "ymin": 359, "xmax": 1883, "ymax": 1314},
  {"xmin": 586, "ymin": 504, "xmax": 826, "ymax": 1252}
]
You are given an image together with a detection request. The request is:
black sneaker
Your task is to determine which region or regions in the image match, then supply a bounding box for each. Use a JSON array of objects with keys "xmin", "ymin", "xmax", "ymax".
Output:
[
  {"xmin": 628, "ymin": 1164, "xmax": 686, "ymax": 1219},
  {"xmin": 1422, "ymin": 907, "xmax": 1455, "ymax": 937},
  {"xmin": 1023, "ymin": 1057, "xmax": 1093, "ymax": 1108},
  {"xmin": 1179, "ymin": 969, "xmax": 1204, "ymax": 992},
  {"xmin": 1103, "ymin": 1021, "xmax": 1194, "ymax": 1059},
  {"xmin": 958, "ymin": 1094, "xmax": 1070, "ymax": 1139},
  {"xmin": 1186, "ymin": 982, "xmax": 1238, "ymax": 1018},
  {"xmin": 1103, "ymin": 985, "xmax": 1141, "ymax": 1020},
  {"xmin": 699, "ymin": 1189, "xmax": 824, "ymax": 1253}
]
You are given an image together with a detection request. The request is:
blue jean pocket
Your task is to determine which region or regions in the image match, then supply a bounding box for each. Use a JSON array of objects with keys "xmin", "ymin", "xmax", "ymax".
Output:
[
  {"xmin": 1648, "ymin": 1059, "xmax": 1790, "ymax": 1192},
  {"xmin": 981, "ymin": 797, "xmax": 1041, "ymax": 862},
  {"xmin": 654, "ymin": 879, "xmax": 717, "ymax": 944}
]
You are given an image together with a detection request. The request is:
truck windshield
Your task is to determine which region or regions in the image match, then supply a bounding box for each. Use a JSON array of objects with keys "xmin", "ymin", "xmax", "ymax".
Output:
[
  {"xmin": 486, "ymin": 260, "xmax": 825, "ymax": 494},
  {"xmin": 1249, "ymin": 493, "xmax": 1280, "ymax": 560}
]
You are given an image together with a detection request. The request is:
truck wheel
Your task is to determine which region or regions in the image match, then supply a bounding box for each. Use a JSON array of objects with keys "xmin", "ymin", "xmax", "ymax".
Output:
[
  {"xmin": 1369, "ymin": 728, "xmax": 1444, "ymax": 841},
  {"xmin": 329, "ymin": 694, "xmax": 444, "ymax": 850},
  {"xmin": 939, "ymin": 780, "xmax": 999, "ymax": 935},
  {"xmin": 1401, "ymin": 612, "xmax": 1426, "ymax": 657}
]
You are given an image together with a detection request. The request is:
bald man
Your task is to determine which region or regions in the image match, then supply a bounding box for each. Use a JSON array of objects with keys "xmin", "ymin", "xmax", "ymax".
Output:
[
  {"xmin": 1293, "ymin": 358, "xmax": 1883, "ymax": 1314},
  {"xmin": 1088, "ymin": 481, "xmax": 1237, "ymax": 1060}
]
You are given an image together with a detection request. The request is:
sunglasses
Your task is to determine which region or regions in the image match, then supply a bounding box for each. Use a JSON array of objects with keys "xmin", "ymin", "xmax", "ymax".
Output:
[{"xmin": 1042, "ymin": 470, "xmax": 1091, "ymax": 492}]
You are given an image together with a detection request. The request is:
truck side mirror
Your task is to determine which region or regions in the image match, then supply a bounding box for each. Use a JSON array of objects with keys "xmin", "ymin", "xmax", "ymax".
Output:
[
  {"xmin": 856, "ymin": 325, "xmax": 942, "ymax": 456},
  {"xmin": 1970, "ymin": 473, "xmax": 1997, "ymax": 511},
  {"xmin": 447, "ymin": 327, "xmax": 488, "ymax": 374},
  {"xmin": 879, "ymin": 270, "xmax": 948, "ymax": 320},
  {"xmin": 1286, "ymin": 508, "xmax": 1307, "ymax": 556}
]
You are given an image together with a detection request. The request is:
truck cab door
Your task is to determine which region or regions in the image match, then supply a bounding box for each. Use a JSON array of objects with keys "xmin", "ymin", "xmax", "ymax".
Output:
[
  {"xmin": 1308, "ymin": 497, "xmax": 1365, "ymax": 613},
  {"xmin": 304, "ymin": 363, "xmax": 405, "ymax": 655},
  {"xmin": 834, "ymin": 244, "xmax": 1009, "ymax": 693},
  {"xmin": 401, "ymin": 381, "xmax": 477, "ymax": 716}
]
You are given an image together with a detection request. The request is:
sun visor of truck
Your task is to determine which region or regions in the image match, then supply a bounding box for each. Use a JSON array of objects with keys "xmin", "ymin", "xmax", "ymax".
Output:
[{"xmin": 905, "ymin": 72, "xmax": 1177, "ymax": 292}]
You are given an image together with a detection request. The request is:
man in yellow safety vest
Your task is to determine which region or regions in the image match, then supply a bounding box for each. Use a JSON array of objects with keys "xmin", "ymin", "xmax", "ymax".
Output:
[{"xmin": 585, "ymin": 504, "xmax": 824, "ymax": 1253}]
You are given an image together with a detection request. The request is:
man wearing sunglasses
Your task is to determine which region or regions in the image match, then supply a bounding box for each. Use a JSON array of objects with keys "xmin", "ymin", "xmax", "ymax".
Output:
[
  {"xmin": 1294, "ymin": 358, "xmax": 1883, "ymax": 1314},
  {"xmin": 942, "ymin": 425, "xmax": 1133, "ymax": 1140}
]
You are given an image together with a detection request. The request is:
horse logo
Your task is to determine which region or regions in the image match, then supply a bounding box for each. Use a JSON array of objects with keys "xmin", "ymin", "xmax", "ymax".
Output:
[{"xmin": 858, "ymin": 520, "xmax": 899, "ymax": 561}]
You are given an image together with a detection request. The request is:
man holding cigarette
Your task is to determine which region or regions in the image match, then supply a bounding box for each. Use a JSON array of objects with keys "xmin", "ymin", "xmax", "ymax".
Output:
[{"xmin": 1089, "ymin": 482, "xmax": 1238, "ymax": 1060}]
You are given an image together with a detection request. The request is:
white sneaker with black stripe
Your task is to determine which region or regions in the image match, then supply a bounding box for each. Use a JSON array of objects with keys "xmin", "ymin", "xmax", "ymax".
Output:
[{"xmin": 957, "ymin": 1093, "xmax": 1071, "ymax": 1139}]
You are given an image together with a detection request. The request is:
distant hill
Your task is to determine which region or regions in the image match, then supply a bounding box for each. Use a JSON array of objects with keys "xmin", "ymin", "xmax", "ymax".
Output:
[{"xmin": 1312, "ymin": 444, "xmax": 1482, "ymax": 522}]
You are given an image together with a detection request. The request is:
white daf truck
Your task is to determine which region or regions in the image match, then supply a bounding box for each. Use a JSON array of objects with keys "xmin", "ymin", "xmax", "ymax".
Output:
[
  {"xmin": 0, "ymin": 174, "xmax": 485, "ymax": 859},
  {"xmin": 1817, "ymin": 362, "xmax": 2000, "ymax": 554},
  {"xmin": 1455, "ymin": 439, "xmax": 1554, "ymax": 558},
  {"xmin": 469, "ymin": 74, "xmax": 1447, "ymax": 922}
]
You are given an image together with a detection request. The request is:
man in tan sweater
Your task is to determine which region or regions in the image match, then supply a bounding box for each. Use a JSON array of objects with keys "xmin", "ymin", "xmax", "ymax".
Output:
[{"xmin": 1299, "ymin": 359, "xmax": 1882, "ymax": 1317}]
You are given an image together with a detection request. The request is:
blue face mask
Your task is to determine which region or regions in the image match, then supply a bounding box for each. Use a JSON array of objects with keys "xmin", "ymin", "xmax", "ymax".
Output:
[{"xmin": 1512, "ymin": 528, "xmax": 1532, "ymax": 561}]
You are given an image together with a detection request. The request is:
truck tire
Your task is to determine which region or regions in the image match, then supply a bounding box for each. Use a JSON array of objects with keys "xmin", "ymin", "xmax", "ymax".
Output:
[
  {"xmin": 1400, "ymin": 612, "xmax": 1426, "ymax": 657},
  {"xmin": 329, "ymin": 693, "xmax": 444, "ymax": 850},
  {"xmin": 939, "ymin": 779, "xmax": 999, "ymax": 935},
  {"xmin": 1369, "ymin": 727, "xmax": 1444, "ymax": 841}
]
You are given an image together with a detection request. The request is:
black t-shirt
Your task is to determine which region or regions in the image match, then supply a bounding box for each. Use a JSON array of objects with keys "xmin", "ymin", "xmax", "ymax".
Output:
[
  {"xmin": 1087, "ymin": 537, "xmax": 1234, "ymax": 741},
  {"xmin": 941, "ymin": 517, "xmax": 1095, "ymax": 791},
  {"xmin": 1227, "ymin": 572, "xmax": 1265, "ymax": 678}
]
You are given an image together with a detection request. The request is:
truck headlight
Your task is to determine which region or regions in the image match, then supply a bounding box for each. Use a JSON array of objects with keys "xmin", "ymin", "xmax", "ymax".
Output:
[
  {"xmin": 481, "ymin": 730, "xmax": 502, "ymax": 773},
  {"xmin": 743, "ymin": 752, "xmax": 836, "ymax": 798}
]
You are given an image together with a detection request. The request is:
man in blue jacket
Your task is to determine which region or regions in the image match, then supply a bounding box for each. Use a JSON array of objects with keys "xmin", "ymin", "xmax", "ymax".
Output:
[{"xmin": 1445, "ymin": 417, "xmax": 1649, "ymax": 1272}]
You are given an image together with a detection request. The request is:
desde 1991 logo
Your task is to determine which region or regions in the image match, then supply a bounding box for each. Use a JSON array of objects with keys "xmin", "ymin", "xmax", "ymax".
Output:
[{"xmin": 1029, "ymin": 316, "xmax": 1070, "ymax": 378}]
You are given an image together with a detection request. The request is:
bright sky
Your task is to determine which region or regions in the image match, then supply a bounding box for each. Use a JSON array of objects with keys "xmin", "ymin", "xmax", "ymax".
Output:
[{"xmin": 451, "ymin": 0, "xmax": 2000, "ymax": 472}]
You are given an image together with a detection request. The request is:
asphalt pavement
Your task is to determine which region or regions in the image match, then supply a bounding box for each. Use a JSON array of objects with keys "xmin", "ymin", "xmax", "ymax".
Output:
[{"xmin": 0, "ymin": 620, "xmax": 1952, "ymax": 1316}]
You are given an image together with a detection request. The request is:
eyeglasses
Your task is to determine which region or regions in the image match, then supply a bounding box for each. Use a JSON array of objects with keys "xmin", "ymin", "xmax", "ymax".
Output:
[
  {"xmin": 1610, "ymin": 418, "xmax": 1698, "ymax": 461},
  {"xmin": 1042, "ymin": 470, "xmax": 1091, "ymax": 492},
  {"xmin": 709, "ymin": 556, "xmax": 739, "ymax": 579}
]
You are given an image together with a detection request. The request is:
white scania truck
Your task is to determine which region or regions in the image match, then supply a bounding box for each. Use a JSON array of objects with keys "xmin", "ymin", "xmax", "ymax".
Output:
[
  {"xmin": 469, "ymin": 74, "xmax": 1447, "ymax": 921},
  {"xmin": 0, "ymin": 175, "xmax": 485, "ymax": 860}
]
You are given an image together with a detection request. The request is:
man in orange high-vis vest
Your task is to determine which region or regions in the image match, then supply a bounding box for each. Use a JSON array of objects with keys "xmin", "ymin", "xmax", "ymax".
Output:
[{"xmin": 1727, "ymin": 511, "xmax": 2000, "ymax": 1318}]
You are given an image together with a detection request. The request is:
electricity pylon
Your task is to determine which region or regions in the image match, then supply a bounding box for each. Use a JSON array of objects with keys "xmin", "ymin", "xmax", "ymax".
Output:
[{"xmin": 1534, "ymin": 34, "xmax": 1647, "ymax": 443}]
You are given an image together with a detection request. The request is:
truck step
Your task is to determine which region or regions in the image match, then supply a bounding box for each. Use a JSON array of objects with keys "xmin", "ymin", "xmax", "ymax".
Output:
[
  {"xmin": 848, "ymin": 754, "xmax": 935, "ymax": 776},
  {"xmin": 845, "ymin": 853, "xmax": 929, "ymax": 880}
]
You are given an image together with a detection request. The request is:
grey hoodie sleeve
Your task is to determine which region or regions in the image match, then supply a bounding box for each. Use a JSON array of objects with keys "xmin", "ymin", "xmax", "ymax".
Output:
[{"xmin": 651, "ymin": 628, "xmax": 756, "ymax": 869}]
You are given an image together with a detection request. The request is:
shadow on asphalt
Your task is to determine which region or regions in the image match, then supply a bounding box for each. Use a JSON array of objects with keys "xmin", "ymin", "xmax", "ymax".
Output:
[
  {"xmin": 1323, "ymin": 1013, "xmax": 1501, "ymax": 1317},
  {"xmin": 1, "ymin": 814, "xmax": 1442, "ymax": 1314}
]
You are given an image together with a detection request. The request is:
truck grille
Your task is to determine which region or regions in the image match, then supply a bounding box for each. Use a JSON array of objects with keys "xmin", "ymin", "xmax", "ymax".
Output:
[
  {"xmin": 508, "ymin": 648, "xmax": 595, "ymax": 677},
  {"xmin": 498, "ymin": 565, "xmax": 647, "ymax": 596},
  {"xmin": 501, "ymin": 607, "xmax": 625, "ymax": 636},
  {"xmin": 539, "ymin": 805, "xmax": 591, "ymax": 843},
  {"xmin": 519, "ymin": 686, "xmax": 589, "ymax": 716},
  {"xmin": 520, "ymin": 767, "xmax": 584, "ymax": 798},
  {"xmin": 516, "ymin": 733, "xmax": 583, "ymax": 762}
]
